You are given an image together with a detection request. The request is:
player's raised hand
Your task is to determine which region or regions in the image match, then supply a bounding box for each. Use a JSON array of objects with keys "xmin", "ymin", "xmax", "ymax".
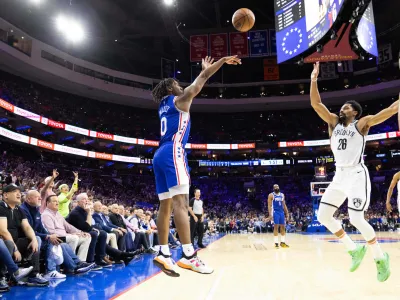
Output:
[
  {"xmin": 224, "ymin": 55, "xmax": 242, "ymax": 65},
  {"xmin": 202, "ymin": 56, "xmax": 214, "ymax": 70},
  {"xmin": 311, "ymin": 61, "xmax": 320, "ymax": 80}
]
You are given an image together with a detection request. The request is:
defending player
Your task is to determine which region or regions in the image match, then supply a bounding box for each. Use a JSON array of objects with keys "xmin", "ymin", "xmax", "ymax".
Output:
[
  {"xmin": 311, "ymin": 61, "xmax": 398, "ymax": 282},
  {"xmin": 267, "ymin": 184, "xmax": 290, "ymax": 249},
  {"xmin": 151, "ymin": 55, "xmax": 241, "ymax": 277}
]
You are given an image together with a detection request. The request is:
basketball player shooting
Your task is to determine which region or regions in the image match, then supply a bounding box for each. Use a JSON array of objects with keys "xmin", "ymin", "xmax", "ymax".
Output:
[
  {"xmin": 266, "ymin": 184, "xmax": 290, "ymax": 249},
  {"xmin": 151, "ymin": 55, "xmax": 241, "ymax": 277},
  {"xmin": 311, "ymin": 61, "xmax": 399, "ymax": 282}
]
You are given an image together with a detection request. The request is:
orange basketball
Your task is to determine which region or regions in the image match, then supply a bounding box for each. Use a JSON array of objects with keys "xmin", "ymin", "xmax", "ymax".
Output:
[{"xmin": 232, "ymin": 8, "xmax": 255, "ymax": 32}]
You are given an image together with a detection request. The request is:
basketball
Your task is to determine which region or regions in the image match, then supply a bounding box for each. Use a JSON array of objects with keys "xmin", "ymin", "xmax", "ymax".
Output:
[{"xmin": 232, "ymin": 8, "xmax": 255, "ymax": 32}]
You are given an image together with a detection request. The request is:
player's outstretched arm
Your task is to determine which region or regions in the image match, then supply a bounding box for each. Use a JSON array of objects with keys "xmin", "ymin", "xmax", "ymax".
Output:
[
  {"xmin": 386, "ymin": 172, "xmax": 400, "ymax": 213},
  {"xmin": 358, "ymin": 96, "xmax": 399, "ymax": 130},
  {"xmin": 310, "ymin": 62, "xmax": 338, "ymax": 127},
  {"xmin": 175, "ymin": 56, "xmax": 241, "ymax": 112},
  {"xmin": 266, "ymin": 193, "xmax": 273, "ymax": 221}
]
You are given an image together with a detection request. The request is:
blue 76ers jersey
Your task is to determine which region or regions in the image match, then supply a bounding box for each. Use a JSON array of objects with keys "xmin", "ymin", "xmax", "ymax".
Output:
[
  {"xmin": 272, "ymin": 193, "xmax": 284, "ymax": 213},
  {"xmin": 158, "ymin": 95, "xmax": 191, "ymax": 147}
]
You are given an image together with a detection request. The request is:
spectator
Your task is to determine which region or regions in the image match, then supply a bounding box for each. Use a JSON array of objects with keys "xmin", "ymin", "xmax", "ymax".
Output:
[
  {"xmin": 92, "ymin": 201, "xmax": 126, "ymax": 251},
  {"xmin": 20, "ymin": 190, "xmax": 66, "ymax": 280},
  {"xmin": 67, "ymin": 193, "xmax": 139, "ymax": 267},
  {"xmin": 127, "ymin": 208, "xmax": 157, "ymax": 253},
  {"xmin": 58, "ymin": 171, "xmax": 79, "ymax": 218},
  {"xmin": 40, "ymin": 169, "xmax": 58, "ymax": 213},
  {"xmin": 41, "ymin": 195, "xmax": 92, "ymax": 263},
  {"xmin": 0, "ymin": 239, "xmax": 33, "ymax": 293},
  {"xmin": 0, "ymin": 185, "xmax": 49, "ymax": 286}
]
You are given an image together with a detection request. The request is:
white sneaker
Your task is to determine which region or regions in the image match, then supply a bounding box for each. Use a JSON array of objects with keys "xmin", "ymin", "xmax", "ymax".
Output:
[
  {"xmin": 153, "ymin": 254, "xmax": 180, "ymax": 277},
  {"xmin": 177, "ymin": 254, "xmax": 214, "ymax": 274},
  {"xmin": 44, "ymin": 270, "xmax": 66, "ymax": 280}
]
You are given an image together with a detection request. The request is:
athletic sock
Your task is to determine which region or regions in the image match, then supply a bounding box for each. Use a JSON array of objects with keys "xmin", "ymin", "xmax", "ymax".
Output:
[
  {"xmin": 182, "ymin": 244, "xmax": 195, "ymax": 257},
  {"xmin": 369, "ymin": 241, "xmax": 385, "ymax": 260},
  {"xmin": 339, "ymin": 233, "xmax": 357, "ymax": 251},
  {"xmin": 274, "ymin": 236, "xmax": 278, "ymax": 244},
  {"xmin": 159, "ymin": 245, "xmax": 170, "ymax": 256},
  {"xmin": 281, "ymin": 235, "xmax": 285, "ymax": 243}
]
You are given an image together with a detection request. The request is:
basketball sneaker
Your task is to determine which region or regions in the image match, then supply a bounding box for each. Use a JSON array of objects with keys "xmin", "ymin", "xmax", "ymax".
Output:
[
  {"xmin": 349, "ymin": 244, "xmax": 367, "ymax": 272},
  {"xmin": 275, "ymin": 243, "xmax": 279, "ymax": 249},
  {"xmin": 153, "ymin": 252, "xmax": 180, "ymax": 277},
  {"xmin": 375, "ymin": 252, "xmax": 390, "ymax": 282},
  {"xmin": 280, "ymin": 242, "xmax": 290, "ymax": 248},
  {"xmin": 177, "ymin": 253, "xmax": 214, "ymax": 274}
]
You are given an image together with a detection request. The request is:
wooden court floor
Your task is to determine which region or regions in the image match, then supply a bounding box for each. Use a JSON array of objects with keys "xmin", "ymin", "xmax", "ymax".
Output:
[{"xmin": 115, "ymin": 233, "xmax": 400, "ymax": 300}]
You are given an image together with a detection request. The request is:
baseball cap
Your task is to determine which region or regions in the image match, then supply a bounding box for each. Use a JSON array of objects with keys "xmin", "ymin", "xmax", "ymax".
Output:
[{"xmin": 3, "ymin": 184, "xmax": 24, "ymax": 193}]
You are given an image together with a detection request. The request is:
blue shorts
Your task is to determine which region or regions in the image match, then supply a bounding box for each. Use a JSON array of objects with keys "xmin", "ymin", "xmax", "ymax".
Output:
[
  {"xmin": 153, "ymin": 142, "xmax": 190, "ymax": 200},
  {"xmin": 273, "ymin": 211, "xmax": 285, "ymax": 225}
]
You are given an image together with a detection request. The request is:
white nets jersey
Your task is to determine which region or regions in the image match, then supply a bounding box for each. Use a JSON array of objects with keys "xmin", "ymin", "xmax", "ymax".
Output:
[{"xmin": 330, "ymin": 121, "xmax": 365, "ymax": 167}]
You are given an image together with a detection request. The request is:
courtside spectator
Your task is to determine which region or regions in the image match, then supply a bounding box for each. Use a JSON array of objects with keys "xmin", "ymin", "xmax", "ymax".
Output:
[
  {"xmin": 0, "ymin": 185, "xmax": 49, "ymax": 286},
  {"xmin": 42, "ymin": 195, "xmax": 92, "ymax": 263},
  {"xmin": 20, "ymin": 190, "xmax": 65, "ymax": 280},
  {"xmin": 40, "ymin": 169, "xmax": 58, "ymax": 213},
  {"xmin": 58, "ymin": 171, "xmax": 79, "ymax": 218}
]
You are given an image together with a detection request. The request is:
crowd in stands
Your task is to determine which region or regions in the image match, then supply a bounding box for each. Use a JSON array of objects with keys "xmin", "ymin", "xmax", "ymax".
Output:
[
  {"xmin": 0, "ymin": 71, "xmax": 399, "ymax": 148},
  {"xmin": 0, "ymin": 145, "xmax": 398, "ymax": 292}
]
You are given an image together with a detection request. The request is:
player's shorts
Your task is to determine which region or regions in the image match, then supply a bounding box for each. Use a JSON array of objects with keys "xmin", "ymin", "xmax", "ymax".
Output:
[
  {"xmin": 273, "ymin": 211, "xmax": 285, "ymax": 225},
  {"xmin": 153, "ymin": 142, "xmax": 190, "ymax": 200},
  {"xmin": 320, "ymin": 163, "xmax": 371, "ymax": 211}
]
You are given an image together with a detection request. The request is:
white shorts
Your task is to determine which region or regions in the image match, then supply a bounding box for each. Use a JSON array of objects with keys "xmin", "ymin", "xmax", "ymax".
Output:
[{"xmin": 320, "ymin": 164, "xmax": 371, "ymax": 212}]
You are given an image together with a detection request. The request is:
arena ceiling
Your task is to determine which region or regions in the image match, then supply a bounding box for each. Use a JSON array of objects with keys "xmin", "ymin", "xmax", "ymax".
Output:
[{"xmin": 0, "ymin": 0, "xmax": 399, "ymax": 78}]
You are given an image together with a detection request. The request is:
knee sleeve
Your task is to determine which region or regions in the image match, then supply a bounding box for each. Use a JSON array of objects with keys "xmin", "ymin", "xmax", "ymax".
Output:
[
  {"xmin": 317, "ymin": 204, "xmax": 342, "ymax": 233},
  {"xmin": 349, "ymin": 210, "xmax": 376, "ymax": 241}
]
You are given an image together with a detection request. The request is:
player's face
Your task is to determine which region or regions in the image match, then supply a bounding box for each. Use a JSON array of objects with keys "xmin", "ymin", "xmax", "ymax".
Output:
[
  {"xmin": 273, "ymin": 185, "xmax": 279, "ymax": 192},
  {"xmin": 339, "ymin": 104, "xmax": 357, "ymax": 123},
  {"xmin": 171, "ymin": 81, "xmax": 184, "ymax": 96}
]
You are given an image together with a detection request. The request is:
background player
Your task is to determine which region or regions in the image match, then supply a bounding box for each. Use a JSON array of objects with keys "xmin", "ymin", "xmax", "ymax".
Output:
[
  {"xmin": 266, "ymin": 184, "xmax": 289, "ymax": 249},
  {"xmin": 151, "ymin": 55, "xmax": 241, "ymax": 277},
  {"xmin": 311, "ymin": 61, "xmax": 398, "ymax": 282},
  {"xmin": 386, "ymin": 171, "xmax": 400, "ymax": 213}
]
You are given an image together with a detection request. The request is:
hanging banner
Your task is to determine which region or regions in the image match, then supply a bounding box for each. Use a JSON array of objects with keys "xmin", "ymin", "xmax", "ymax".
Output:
[
  {"xmin": 320, "ymin": 62, "xmax": 338, "ymax": 79},
  {"xmin": 269, "ymin": 29, "xmax": 277, "ymax": 56},
  {"xmin": 229, "ymin": 32, "xmax": 249, "ymax": 58},
  {"xmin": 377, "ymin": 44, "xmax": 392, "ymax": 65},
  {"xmin": 209, "ymin": 33, "xmax": 228, "ymax": 60},
  {"xmin": 190, "ymin": 35, "xmax": 209, "ymax": 62},
  {"xmin": 263, "ymin": 58, "xmax": 279, "ymax": 81},
  {"xmin": 249, "ymin": 30, "xmax": 269, "ymax": 57},
  {"xmin": 337, "ymin": 60, "xmax": 353, "ymax": 73},
  {"xmin": 161, "ymin": 58, "xmax": 175, "ymax": 79}
]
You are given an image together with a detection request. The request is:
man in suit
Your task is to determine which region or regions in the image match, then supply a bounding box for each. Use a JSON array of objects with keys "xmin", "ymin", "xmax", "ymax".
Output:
[{"xmin": 92, "ymin": 201, "xmax": 126, "ymax": 251}]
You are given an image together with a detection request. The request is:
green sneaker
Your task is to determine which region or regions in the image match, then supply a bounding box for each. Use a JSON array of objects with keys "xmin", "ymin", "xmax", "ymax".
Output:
[
  {"xmin": 375, "ymin": 252, "xmax": 390, "ymax": 282},
  {"xmin": 348, "ymin": 245, "xmax": 367, "ymax": 272}
]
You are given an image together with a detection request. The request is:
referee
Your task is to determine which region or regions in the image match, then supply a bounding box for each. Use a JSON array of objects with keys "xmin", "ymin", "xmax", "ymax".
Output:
[{"xmin": 189, "ymin": 189, "xmax": 205, "ymax": 248}]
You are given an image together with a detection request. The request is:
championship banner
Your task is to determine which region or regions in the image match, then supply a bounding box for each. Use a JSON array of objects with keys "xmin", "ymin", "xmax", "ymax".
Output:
[
  {"xmin": 269, "ymin": 29, "xmax": 277, "ymax": 56},
  {"xmin": 190, "ymin": 35, "xmax": 209, "ymax": 62},
  {"xmin": 249, "ymin": 30, "xmax": 269, "ymax": 57},
  {"xmin": 161, "ymin": 58, "xmax": 175, "ymax": 79},
  {"xmin": 263, "ymin": 58, "xmax": 279, "ymax": 81},
  {"xmin": 304, "ymin": 23, "xmax": 358, "ymax": 63},
  {"xmin": 229, "ymin": 32, "xmax": 249, "ymax": 58},
  {"xmin": 209, "ymin": 33, "xmax": 228, "ymax": 60}
]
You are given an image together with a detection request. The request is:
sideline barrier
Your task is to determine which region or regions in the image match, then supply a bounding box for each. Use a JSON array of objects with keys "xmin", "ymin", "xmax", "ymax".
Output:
[{"xmin": 0, "ymin": 98, "xmax": 255, "ymax": 150}]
